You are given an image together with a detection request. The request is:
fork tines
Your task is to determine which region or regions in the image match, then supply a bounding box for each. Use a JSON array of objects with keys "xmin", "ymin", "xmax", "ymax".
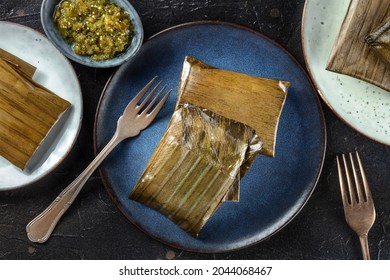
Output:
[
  {"xmin": 132, "ymin": 77, "xmax": 171, "ymax": 115},
  {"xmin": 336, "ymin": 151, "xmax": 376, "ymax": 260},
  {"xmin": 336, "ymin": 151, "xmax": 373, "ymax": 206}
]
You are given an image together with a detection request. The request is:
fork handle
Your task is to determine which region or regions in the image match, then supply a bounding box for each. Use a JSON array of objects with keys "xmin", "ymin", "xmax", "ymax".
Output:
[
  {"xmin": 359, "ymin": 234, "xmax": 371, "ymax": 260},
  {"xmin": 26, "ymin": 133, "xmax": 122, "ymax": 243}
]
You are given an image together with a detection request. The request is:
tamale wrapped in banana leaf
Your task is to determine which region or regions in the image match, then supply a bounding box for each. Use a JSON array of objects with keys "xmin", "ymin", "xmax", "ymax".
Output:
[
  {"xmin": 326, "ymin": 0, "xmax": 390, "ymax": 92},
  {"xmin": 366, "ymin": 17, "xmax": 390, "ymax": 68},
  {"xmin": 0, "ymin": 57, "xmax": 71, "ymax": 170},
  {"xmin": 130, "ymin": 106, "xmax": 261, "ymax": 235},
  {"xmin": 178, "ymin": 57, "xmax": 289, "ymax": 157},
  {"xmin": 178, "ymin": 57, "xmax": 289, "ymax": 202},
  {"xmin": 129, "ymin": 56, "xmax": 289, "ymax": 236}
]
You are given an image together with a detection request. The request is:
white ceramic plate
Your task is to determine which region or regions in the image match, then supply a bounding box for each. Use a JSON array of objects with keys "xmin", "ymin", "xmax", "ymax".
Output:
[
  {"xmin": 302, "ymin": 0, "xmax": 390, "ymax": 145},
  {"xmin": 0, "ymin": 21, "xmax": 83, "ymax": 191}
]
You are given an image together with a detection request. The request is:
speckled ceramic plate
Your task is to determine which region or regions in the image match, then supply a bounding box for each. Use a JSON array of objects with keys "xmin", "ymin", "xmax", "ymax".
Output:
[
  {"xmin": 0, "ymin": 22, "xmax": 83, "ymax": 191},
  {"xmin": 302, "ymin": 0, "xmax": 390, "ymax": 145},
  {"xmin": 94, "ymin": 21, "xmax": 326, "ymax": 253}
]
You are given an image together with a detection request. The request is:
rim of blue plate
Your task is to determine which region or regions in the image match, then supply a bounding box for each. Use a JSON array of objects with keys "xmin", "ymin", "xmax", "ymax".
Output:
[{"xmin": 94, "ymin": 20, "xmax": 327, "ymax": 253}]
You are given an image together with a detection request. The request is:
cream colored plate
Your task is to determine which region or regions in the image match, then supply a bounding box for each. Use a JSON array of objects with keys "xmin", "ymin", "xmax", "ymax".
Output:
[
  {"xmin": 0, "ymin": 21, "xmax": 83, "ymax": 190},
  {"xmin": 302, "ymin": 0, "xmax": 390, "ymax": 145}
]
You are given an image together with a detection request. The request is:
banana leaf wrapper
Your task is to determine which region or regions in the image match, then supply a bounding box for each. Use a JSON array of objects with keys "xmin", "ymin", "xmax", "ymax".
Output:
[
  {"xmin": 366, "ymin": 17, "xmax": 390, "ymax": 68},
  {"xmin": 0, "ymin": 48, "xmax": 37, "ymax": 78},
  {"xmin": 178, "ymin": 56, "xmax": 289, "ymax": 201},
  {"xmin": 0, "ymin": 58, "xmax": 71, "ymax": 170},
  {"xmin": 181, "ymin": 104, "xmax": 262, "ymax": 203},
  {"xmin": 130, "ymin": 106, "xmax": 261, "ymax": 236},
  {"xmin": 129, "ymin": 56, "xmax": 289, "ymax": 236},
  {"xmin": 326, "ymin": 0, "xmax": 390, "ymax": 92}
]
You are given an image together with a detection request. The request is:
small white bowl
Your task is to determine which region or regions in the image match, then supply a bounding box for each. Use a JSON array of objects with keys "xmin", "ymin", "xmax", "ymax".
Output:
[{"xmin": 41, "ymin": 0, "xmax": 144, "ymax": 68}]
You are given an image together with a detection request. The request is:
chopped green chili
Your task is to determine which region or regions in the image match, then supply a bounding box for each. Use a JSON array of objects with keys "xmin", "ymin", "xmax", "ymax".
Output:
[{"xmin": 54, "ymin": 0, "xmax": 134, "ymax": 61}]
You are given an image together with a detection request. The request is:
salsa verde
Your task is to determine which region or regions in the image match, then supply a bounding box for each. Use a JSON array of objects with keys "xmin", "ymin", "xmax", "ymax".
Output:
[{"xmin": 54, "ymin": 0, "xmax": 134, "ymax": 61}]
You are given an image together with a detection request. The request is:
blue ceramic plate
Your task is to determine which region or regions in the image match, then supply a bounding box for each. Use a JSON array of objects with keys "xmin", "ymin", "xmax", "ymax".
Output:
[{"xmin": 94, "ymin": 21, "xmax": 326, "ymax": 253}]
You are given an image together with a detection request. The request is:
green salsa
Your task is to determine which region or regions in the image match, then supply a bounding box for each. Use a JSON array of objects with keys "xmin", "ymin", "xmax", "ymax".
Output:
[{"xmin": 54, "ymin": 0, "xmax": 134, "ymax": 61}]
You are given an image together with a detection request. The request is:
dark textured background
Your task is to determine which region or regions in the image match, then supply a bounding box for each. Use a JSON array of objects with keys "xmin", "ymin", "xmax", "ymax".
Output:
[{"xmin": 0, "ymin": 0, "xmax": 389, "ymax": 260}]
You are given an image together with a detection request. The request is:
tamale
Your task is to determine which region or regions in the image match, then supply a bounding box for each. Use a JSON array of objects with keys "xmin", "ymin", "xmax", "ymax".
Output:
[
  {"xmin": 0, "ymin": 57, "xmax": 71, "ymax": 170},
  {"xmin": 178, "ymin": 56, "xmax": 289, "ymax": 201},
  {"xmin": 326, "ymin": 0, "xmax": 390, "ymax": 92},
  {"xmin": 130, "ymin": 106, "xmax": 261, "ymax": 235},
  {"xmin": 178, "ymin": 57, "xmax": 288, "ymax": 201},
  {"xmin": 178, "ymin": 57, "xmax": 289, "ymax": 158},
  {"xmin": 129, "ymin": 56, "xmax": 289, "ymax": 236},
  {"xmin": 366, "ymin": 17, "xmax": 390, "ymax": 68}
]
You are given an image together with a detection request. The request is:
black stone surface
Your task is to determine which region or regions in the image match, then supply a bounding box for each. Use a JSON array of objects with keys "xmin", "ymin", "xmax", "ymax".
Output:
[{"xmin": 0, "ymin": 0, "xmax": 389, "ymax": 260}]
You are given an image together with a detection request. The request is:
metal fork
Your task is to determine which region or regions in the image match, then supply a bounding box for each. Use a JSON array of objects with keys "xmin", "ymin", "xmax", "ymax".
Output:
[
  {"xmin": 336, "ymin": 151, "xmax": 376, "ymax": 260},
  {"xmin": 26, "ymin": 77, "xmax": 171, "ymax": 243}
]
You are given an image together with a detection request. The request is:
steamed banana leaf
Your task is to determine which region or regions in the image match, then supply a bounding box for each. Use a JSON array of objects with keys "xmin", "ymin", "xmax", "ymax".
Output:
[
  {"xmin": 366, "ymin": 17, "xmax": 390, "ymax": 68},
  {"xmin": 326, "ymin": 0, "xmax": 390, "ymax": 92},
  {"xmin": 129, "ymin": 56, "xmax": 289, "ymax": 236},
  {"xmin": 0, "ymin": 48, "xmax": 36, "ymax": 78},
  {"xmin": 0, "ymin": 58, "xmax": 71, "ymax": 170},
  {"xmin": 130, "ymin": 105, "xmax": 261, "ymax": 236}
]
